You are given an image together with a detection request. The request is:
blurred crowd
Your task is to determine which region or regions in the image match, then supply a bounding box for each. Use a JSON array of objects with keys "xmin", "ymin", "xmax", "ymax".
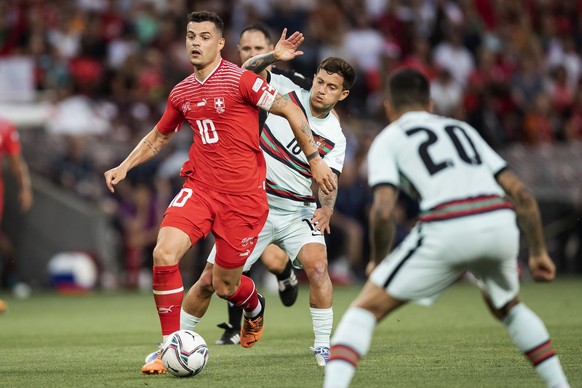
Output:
[{"xmin": 1, "ymin": 0, "xmax": 582, "ymax": 287}]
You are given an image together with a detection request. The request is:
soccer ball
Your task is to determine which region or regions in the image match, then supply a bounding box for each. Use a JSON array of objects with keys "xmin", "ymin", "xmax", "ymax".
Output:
[{"xmin": 160, "ymin": 330, "xmax": 209, "ymax": 377}]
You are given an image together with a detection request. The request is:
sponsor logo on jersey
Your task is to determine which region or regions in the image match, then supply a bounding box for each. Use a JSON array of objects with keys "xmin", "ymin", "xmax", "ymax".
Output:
[
  {"xmin": 214, "ymin": 97, "xmax": 225, "ymax": 113},
  {"xmin": 196, "ymin": 98, "xmax": 207, "ymax": 107}
]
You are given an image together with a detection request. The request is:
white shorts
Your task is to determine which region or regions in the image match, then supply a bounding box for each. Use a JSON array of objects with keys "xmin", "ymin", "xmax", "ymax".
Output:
[
  {"xmin": 207, "ymin": 204, "xmax": 326, "ymax": 272},
  {"xmin": 370, "ymin": 210, "xmax": 520, "ymax": 309}
]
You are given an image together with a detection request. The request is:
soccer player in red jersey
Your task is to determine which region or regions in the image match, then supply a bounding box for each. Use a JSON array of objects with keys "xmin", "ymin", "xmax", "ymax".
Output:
[
  {"xmin": 103, "ymin": 11, "xmax": 336, "ymax": 374},
  {"xmin": 0, "ymin": 116, "xmax": 33, "ymax": 312}
]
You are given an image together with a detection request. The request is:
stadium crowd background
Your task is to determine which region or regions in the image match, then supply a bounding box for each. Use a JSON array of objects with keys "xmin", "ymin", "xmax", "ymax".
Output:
[{"xmin": 1, "ymin": 0, "xmax": 581, "ymax": 290}]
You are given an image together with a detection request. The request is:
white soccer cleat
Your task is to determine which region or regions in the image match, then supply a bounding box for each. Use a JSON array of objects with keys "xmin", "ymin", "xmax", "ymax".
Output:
[{"xmin": 311, "ymin": 346, "xmax": 330, "ymax": 367}]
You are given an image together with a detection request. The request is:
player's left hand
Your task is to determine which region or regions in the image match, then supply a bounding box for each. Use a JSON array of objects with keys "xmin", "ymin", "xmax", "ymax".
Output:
[
  {"xmin": 529, "ymin": 252, "xmax": 556, "ymax": 282},
  {"xmin": 273, "ymin": 28, "xmax": 304, "ymax": 62},
  {"xmin": 311, "ymin": 206, "xmax": 333, "ymax": 234},
  {"xmin": 309, "ymin": 158, "xmax": 336, "ymax": 195}
]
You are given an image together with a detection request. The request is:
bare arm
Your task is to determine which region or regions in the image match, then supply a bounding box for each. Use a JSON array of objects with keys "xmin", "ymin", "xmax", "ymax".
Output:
[
  {"xmin": 243, "ymin": 28, "xmax": 304, "ymax": 79},
  {"xmin": 104, "ymin": 127, "xmax": 173, "ymax": 193},
  {"xmin": 7, "ymin": 153, "xmax": 32, "ymax": 212},
  {"xmin": 496, "ymin": 169, "xmax": 555, "ymax": 281},
  {"xmin": 368, "ymin": 185, "xmax": 398, "ymax": 274},
  {"xmin": 311, "ymin": 173, "xmax": 338, "ymax": 234},
  {"xmin": 267, "ymin": 93, "xmax": 336, "ymax": 194}
]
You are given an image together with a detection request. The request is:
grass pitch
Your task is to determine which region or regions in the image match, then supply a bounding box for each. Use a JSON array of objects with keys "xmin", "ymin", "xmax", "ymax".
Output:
[{"xmin": 0, "ymin": 277, "xmax": 580, "ymax": 387}]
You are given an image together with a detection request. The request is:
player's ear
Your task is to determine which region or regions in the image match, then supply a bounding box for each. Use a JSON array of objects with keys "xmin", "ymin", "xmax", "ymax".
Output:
[
  {"xmin": 428, "ymin": 99, "xmax": 434, "ymax": 113},
  {"xmin": 338, "ymin": 89, "xmax": 350, "ymax": 102},
  {"xmin": 218, "ymin": 37, "xmax": 225, "ymax": 50},
  {"xmin": 383, "ymin": 100, "xmax": 393, "ymax": 120}
]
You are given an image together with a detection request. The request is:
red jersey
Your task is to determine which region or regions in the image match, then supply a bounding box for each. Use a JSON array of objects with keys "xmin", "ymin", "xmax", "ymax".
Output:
[{"xmin": 157, "ymin": 59, "xmax": 278, "ymax": 195}]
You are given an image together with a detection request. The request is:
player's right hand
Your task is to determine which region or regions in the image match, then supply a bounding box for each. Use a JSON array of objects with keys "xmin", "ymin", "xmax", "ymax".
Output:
[
  {"xmin": 309, "ymin": 158, "xmax": 336, "ymax": 195},
  {"xmin": 273, "ymin": 28, "xmax": 304, "ymax": 62},
  {"xmin": 529, "ymin": 252, "xmax": 556, "ymax": 282},
  {"xmin": 104, "ymin": 167, "xmax": 127, "ymax": 193}
]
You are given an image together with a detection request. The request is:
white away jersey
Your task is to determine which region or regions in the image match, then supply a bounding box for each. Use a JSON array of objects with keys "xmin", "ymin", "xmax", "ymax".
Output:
[
  {"xmin": 268, "ymin": 71, "xmax": 305, "ymax": 95},
  {"xmin": 368, "ymin": 111, "xmax": 507, "ymax": 212},
  {"xmin": 261, "ymin": 88, "xmax": 346, "ymax": 210}
]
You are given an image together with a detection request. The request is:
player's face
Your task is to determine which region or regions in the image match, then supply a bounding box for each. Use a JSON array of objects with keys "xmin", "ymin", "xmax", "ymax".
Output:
[
  {"xmin": 309, "ymin": 69, "xmax": 350, "ymax": 113},
  {"xmin": 237, "ymin": 30, "xmax": 274, "ymax": 64},
  {"xmin": 186, "ymin": 21, "xmax": 225, "ymax": 68}
]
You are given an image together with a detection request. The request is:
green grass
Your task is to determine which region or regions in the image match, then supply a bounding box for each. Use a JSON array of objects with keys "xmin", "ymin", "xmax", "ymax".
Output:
[{"xmin": 0, "ymin": 278, "xmax": 580, "ymax": 387}]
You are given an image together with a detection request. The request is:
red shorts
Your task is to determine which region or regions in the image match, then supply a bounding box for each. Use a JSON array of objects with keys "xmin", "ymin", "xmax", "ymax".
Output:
[{"xmin": 160, "ymin": 179, "xmax": 268, "ymax": 269}]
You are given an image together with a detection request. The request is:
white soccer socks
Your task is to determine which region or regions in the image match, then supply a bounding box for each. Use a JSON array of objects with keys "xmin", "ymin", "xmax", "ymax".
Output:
[
  {"xmin": 324, "ymin": 307, "xmax": 376, "ymax": 388},
  {"xmin": 503, "ymin": 303, "xmax": 569, "ymax": 388}
]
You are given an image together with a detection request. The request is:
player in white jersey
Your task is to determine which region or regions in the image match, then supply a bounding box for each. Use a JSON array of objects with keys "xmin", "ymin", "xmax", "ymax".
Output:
[
  {"xmin": 324, "ymin": 68, "xmax": 570, "ymax": 388},
  {"xmin": 181, "ymin": 39, "xmax": 356, "ymax": 364},
  {"xmin": 211, "ymin": 24, "xmax": 313, "ymax": 347}
]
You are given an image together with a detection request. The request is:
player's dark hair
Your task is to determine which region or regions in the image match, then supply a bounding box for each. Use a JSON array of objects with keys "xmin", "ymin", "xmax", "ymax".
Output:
[
  {"xmin": 388, "ymin": 68, "xmax": 430, "ymax": 109},
  {"xmin": 187, "ymin": 11, "xmax": 224, "ymax": 35},
  {"xmin": 316, "ymin": 57, "xmax": 356, "ymax": 90},
  {"xmin": 240, "ymin": 23, "xmax": 273, "ymax": 44}
]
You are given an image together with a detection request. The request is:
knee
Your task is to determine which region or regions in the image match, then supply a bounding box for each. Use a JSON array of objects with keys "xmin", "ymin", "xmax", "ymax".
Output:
[
  {"xmin": 152, "ymin": 244, "xmax": 179, "ymax": 266},
  {"xmin": 196, "ymin": 270, "xmax": 215, "ymax": 295},
  {"xmin": 303, "ymin": 258, "xmax": 329, "ymax": 284},
  {"xmin": 213, "ymin": 279, "xmax": 237, "ymax": 299}
]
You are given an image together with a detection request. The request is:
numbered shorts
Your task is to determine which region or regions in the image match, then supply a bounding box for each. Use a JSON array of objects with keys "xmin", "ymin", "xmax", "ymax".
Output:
[
  {"xmin": 207, "ymin": 204, "xmax": 326, "ymax": 272},
  {"xmin": 370, "ymin": 210, "xmax": 520, "ymax": 309},
  {"xmin": 160, "ymin": 179, "xmax": 269, "ymax": 269}
]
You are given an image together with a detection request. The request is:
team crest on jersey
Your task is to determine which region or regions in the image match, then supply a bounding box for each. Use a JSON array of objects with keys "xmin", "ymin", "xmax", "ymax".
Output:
[
  {"xmin": 240, "ymin": 237, "xmax": 255, "ymax": 247},
  {"xmin": 214, "ymin": 97, "xmax": 225, "ymax": 113},
  {"xmin": 181, "ymin": 101, "xmax": 191, "ymax": 114}
]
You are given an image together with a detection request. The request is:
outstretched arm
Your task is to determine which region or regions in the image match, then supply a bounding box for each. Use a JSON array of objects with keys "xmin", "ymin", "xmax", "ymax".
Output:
[
  {"xmin": 497, "ymin": 169, "xmax": 555, "ymax": 281},
  {"xmin": 104, "ymin": 127, "xmax": 173, "ymax": 193},
  {"xmin": 243, "ymin": 28, "xmax": 304, "ymax": 78}
]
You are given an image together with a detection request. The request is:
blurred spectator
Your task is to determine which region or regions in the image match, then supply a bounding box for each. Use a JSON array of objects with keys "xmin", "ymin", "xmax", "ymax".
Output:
[
  {"xmin": 50, "ymin": 135, "xmax": 101, "ymax": 200},
  {"xmin": 523, "ymin": 93, "xmax": 559, "ymax": 145},
  {"xmin": 432, "ymin": 24, "xmax": 475, "ymax": 87},
  {"xmin": 546, "ymin": 64, "xmax": 575, "ymax": 118},
  {"xmin": 113, "ymin": 168, "xmax": 163, "ymax": 289},
  {"xmin": 564, "ymin": 88, "xmax": 582, "ymax": 141},
  {"xmin": 430, "ymin": 67, "xmax": 463, "ymax": 117},
  {"xmin": 511, "ymin": 56, "xmax": 546, "ymax": 114},
  {"xmin": 468, "ymin": 90, "xmax": 507, "ymax": 149}
]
